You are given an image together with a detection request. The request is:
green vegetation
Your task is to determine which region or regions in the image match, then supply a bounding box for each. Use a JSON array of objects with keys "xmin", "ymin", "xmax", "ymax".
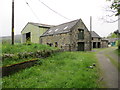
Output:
[
  {"xmin": 114, "ymin": 49, "xmax": 120, "ymax": 56},
  {"xmin": 106, "ymin": 54, "xmax": 120, "ymax": 71},
  {"xmin": 107, "ymin": 33, "xmax": 117, "ymax": 38},
  {"xmin": 2, "ymin": 43, "xmax": 58, "ymax": 66},
  {"xmin": 2, "ymin": 52, "xmax": 101, "ymax": 88},
  {"xmin": 2, "ymin": 43, "xmax": 57, "ymax": 54}
]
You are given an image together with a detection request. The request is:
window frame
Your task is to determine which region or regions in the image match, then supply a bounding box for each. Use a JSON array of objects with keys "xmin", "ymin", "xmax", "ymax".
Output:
[{"xmin": 78, "ymin": 29, "xmax": 84, "ymax": 39}]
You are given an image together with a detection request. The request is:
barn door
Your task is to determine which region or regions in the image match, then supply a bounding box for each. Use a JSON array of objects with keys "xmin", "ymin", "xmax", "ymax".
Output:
[
  {"xmin": 26, "ymin": 32, "xmax": 31, "ymax": 42},
  {"xmin": 78, "ymin": 42, "xmax": 84, "ymax": 51}
]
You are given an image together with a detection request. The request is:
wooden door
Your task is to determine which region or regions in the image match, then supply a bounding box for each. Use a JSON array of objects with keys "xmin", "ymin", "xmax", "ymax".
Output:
[{"xmin": 78, "ymin": 42, "xmax": 84, "ymax": 51}]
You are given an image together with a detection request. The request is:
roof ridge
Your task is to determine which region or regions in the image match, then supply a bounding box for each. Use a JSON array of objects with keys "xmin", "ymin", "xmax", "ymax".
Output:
[{"xmin": 54, "ymin": 19, "xmax": 80, "ymax": 27}]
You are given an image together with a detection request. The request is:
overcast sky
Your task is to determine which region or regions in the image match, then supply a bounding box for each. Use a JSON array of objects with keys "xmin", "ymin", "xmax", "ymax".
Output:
[{"xmin": 0, "ymin": 0, "xmax": 118, "ymax": 37}]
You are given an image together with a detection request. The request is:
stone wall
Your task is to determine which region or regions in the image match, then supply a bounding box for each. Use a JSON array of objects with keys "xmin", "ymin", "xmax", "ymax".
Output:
[
  {"xmin": 40, "ymin": 33, "xmax": 71, "ymax": 51},
  {"xmin": 101, "ymin": 40, "xmax": 108, "ymax": 48},
  {"xmin": 69, "ymin": 19, "xmax": 91, "ymax": 51},
  {"xmin": 92, "ymin": 37, "xmax": 101, "ymax": 48},
  {"xmin": 40, "ymin": 19, "xmax": 91, "ymax": 51}
]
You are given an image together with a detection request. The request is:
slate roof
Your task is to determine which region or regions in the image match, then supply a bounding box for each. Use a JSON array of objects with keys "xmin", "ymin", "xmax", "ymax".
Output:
[
  {"xmin": 41, "ymin": 19, "xmax": 80, "ymax": 36},
  {"xmin": 29, "ymin": 22, "xmax": 53, "ymax": 28},
  {"xmin": 90, "ymin": 31, "xmax": 101, "ymax": 38}
]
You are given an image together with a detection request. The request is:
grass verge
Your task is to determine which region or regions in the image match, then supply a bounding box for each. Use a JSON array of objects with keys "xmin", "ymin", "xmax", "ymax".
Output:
[
  {"xmin": 2, "ymin": 43, "xmax": 58, "ymax": 54},
  {"xmin": 1, "ymin": 43, "xmax": 58, "ymax": 66},
  {"xmin": 2, "ymin": 52, "xmax": 102, "ymax": 88},
  {"xmin": 106, "ymin": 54, "xmax": 120, "ymax": 72}
]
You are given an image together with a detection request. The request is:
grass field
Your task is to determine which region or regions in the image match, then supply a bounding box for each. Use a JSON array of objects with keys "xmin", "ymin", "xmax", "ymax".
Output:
[{"xmin": 2, "ymin": 52, "xmax": 101, "ymax": 88}]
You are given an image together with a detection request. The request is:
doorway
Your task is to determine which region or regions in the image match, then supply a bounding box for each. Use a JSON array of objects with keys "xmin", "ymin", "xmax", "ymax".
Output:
[
  {"xmin": 93, "ymin": 42, "xmax": 96, "ymax": 48},
  {"xmin": 78, "ymin": 42, "xmax": 84, "ymax": 51},
  {"xmin": 26, "ymin": 32, "xmax": 31, "ymax": 42},
  {"xmin": 98, "ymin": 42, "xmax": 101, "ymax": 48}
]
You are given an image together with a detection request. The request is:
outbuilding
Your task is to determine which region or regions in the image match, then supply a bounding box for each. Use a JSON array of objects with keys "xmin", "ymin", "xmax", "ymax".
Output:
[
  {"xmin": 91, "ymin": 31, "xmax": 101, "ymax": 48},
  {"xmin": 40, "ymin": 19, "xmax": 91, "ymax": 51},
  {"xmin": 21, "ymin": 22, "xmax": 52, "ymax": 43}
]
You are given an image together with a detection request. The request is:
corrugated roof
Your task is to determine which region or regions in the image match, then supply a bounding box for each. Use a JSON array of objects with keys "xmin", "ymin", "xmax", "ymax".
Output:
[
  {"xmin": 29, "ymin": 22, "xmax": 54, "ymax": 28},
  {"xmin": 90, "ymin": 31, "xmax": 101, "ymax": 38},
  {"xmin": 41, "ymin": 19, "xmax": 80, "ymax": 36},
  {"xmin": 108, "ymin": 38, "xmax": 118, "ymax": 42}
]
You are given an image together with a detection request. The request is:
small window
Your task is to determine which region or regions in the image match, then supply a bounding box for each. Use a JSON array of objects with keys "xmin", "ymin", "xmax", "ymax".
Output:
[
  {"xmin": 78, "ymin": 29, "xmax": 84, "ymax": 39},
  {"xmin": 55, "ymin": 42, "xmax": 58, "ymax": 47},
  {"xmin": 92, "ymin": 38, "xmax": 93, "ymax": 40},
  {"xmin": 98, "ymin": 38, "xmax": 101, "ymax": 40},
  {"xmin": 49, "ymin": 30, "xmax": 52, "ymax": 32},
  {"xmin": 55, "ymin": 29, "xmax": 58, "ymax": 31},
  {"xmin": 63, "ymin": 26, "xmax": 68, "ymax": 30}
]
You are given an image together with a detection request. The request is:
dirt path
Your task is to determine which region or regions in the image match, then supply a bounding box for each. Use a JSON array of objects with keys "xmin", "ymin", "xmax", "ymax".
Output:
[{"xmin": 95, "ymin": 47, "xmax": 119, "ymax": 88}]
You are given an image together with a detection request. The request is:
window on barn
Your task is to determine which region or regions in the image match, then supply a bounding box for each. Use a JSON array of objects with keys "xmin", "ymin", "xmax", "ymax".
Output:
[
  {"xmin": 55, "ymin": 42, "xmax": 58, "ymax": 47},
  {"xmin": 78, "ymin": 29, "xmax": 84, "ymax": 39},
  {"xmin": 98, "ymin": 38, "xmax": 101, "ymax": 40}
]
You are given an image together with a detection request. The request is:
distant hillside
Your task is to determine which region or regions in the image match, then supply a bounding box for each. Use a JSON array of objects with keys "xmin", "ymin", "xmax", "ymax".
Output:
[{"xmin": 1, "ymin": 35, "xmax": 21, "ymax": 44}]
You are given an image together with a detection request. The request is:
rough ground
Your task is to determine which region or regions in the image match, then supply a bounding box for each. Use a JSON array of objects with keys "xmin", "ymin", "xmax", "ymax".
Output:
[{"xmin": 95, "ymin": 47, "xmax": 119, "ymax": 88}]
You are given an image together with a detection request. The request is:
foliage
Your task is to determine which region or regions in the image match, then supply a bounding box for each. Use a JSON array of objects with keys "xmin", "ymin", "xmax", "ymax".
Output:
[
  {"xmin": 1, "ymin": 43, "xmax": 58, "ymax": 66},
  {"xmin": 111, "ymin": 0, "xmax": 120, "ymax": 16},
  {"xmin": 2, "ymin": 52, "xmax": 101, "ymax": 88},
  {"xmin": 2, "ymin": 43, "xmax": 57, "ymax": 54},
  {"xmin": 107, "ymin": 0, "xmax": 120, "ymax": 16},
  {"xmin": 107, "ymin": 32, "xmax": 117, "ymax": 38},
  {"xmin": 115, "ymin": 49, "xmax": 120, "ymax": 56}
]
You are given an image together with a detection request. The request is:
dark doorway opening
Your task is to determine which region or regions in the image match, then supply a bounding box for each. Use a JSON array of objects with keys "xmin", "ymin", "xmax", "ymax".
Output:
[
  {"xmin": 98, "ymin": 42, "xmax": 101, "ymax": 48},
  {"xmin": 78, "ymin": 42, "xmax": 84, "ymax": 51},
  {"xmin": 93, "ymin": 42, "xmax": 96, "ymax": 48},
  {"xmin": 26, "ymin": 32, "xmax": 31, "ymax": 42}
]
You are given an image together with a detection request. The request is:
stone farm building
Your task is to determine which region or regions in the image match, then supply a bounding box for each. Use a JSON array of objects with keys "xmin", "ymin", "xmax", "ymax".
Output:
[
  {"xmin": 91, "ymin": 31, "xmax": 108, "ymax": 48},
  {"xmin": 40, "ymin": 19, "xmax": 91, "ymax": 51},
  {"xmin": 21, "ymin": 19, "xmax": 108, "ymax": 51},
  {"xmin": 101, "ymin": 38, "xmax": 108, "ymax": 48}
]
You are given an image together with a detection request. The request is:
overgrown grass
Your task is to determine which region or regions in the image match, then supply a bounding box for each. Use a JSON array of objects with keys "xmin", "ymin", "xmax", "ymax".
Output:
[
  {"xmin": 1, "ymin": 43, "xmax": 58, "ymax": 66},
  {"xmin": 106, "ymin": 54, "xmax": 120, "ymax": 71},
  {"xmin": 115, "ymin": 49, "xmax": 120, "ymax": 56},
  {"xmin": 2, "ymin": 52, "xmax": 101, "ymax": 88},
  {"xmin": 2, "ymin": 43, "xmax": 58, "ymax": 54}
]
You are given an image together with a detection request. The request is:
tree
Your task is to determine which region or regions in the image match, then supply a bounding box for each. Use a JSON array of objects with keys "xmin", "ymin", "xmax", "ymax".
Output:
[
  {"xmin": 106, "ymin": 0, "xmax": 120, "ymax": 49},
  {"xmin": 114, "ymin": 30, "xmax": 120, "ymax": 49},
  {"xmin": 107, "ymin": 32, "xmax": 117, "ymax": 38},
  {"xmin": 110, "ymin": 0, "xmax": 120, "ymax": 16},
  {"xmin": 102, "ymin": 0, "xmax": 120, "ymax": 23}
]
